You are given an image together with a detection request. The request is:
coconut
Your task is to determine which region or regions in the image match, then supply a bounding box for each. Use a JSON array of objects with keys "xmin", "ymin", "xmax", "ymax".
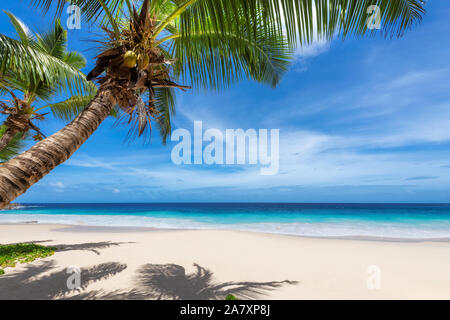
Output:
[
  {"xmin": 137, "ymin": 53, "xmax": 150, "ymax": 69},
  {"xmin": 123, "ymin": 51, "xmax": 137, "ymax": 68}
]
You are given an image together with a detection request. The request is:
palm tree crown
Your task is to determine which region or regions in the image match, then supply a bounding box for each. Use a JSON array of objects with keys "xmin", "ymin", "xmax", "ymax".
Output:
[
  {"xmin": 82, "ymin": 0, "xmax": 291, "ymax": 142},
  {"xmin": 28, "ymin": 0, "xmax": 425, "ymax": 142},
  {"xmin": 0, "ymin": 12, "xmax": 95, "ymax": 158}
]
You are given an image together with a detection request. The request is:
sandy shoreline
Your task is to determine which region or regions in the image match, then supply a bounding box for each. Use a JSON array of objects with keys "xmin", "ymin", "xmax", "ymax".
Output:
[
  {"xmin": 3, "ymin": 222, "xmax": 450, "ymax": 243},
  {"xmin": 1, "ymin": 224, "xmax": 450, "ymax": 299}
]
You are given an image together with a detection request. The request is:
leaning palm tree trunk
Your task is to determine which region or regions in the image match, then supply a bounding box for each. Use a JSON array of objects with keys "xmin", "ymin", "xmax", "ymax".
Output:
[{"xmin": 0, "ymin": 88, "xmax": 115, "ymax": 207}]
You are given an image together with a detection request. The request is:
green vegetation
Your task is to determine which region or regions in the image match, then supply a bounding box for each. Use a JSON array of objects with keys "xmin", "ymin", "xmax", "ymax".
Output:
[
  {"xmin": 225, "ymin": 294, "xmax": 239, "ymax": 300},
  {"xmin": 0, "ymin": 243, "xmax": 55, "ymax": 275},
  {"xmin": 0, "ymin": 125, "xmax": 26, "ymax": 162}
]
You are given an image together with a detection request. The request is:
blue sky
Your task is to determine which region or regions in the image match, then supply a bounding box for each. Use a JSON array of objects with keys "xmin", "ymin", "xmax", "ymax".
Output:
[{"xmin": 2, "ymin": 1, "xmax": 450, "ymax": 203}]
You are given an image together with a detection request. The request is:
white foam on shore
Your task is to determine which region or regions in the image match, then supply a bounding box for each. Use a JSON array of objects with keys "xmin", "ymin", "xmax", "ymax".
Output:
[{"xmin": 1, "ymin": 213, "xmax": 450, "ymax": 239}]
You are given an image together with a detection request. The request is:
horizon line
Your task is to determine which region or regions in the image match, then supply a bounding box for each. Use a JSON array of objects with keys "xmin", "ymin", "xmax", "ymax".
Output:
[{"xmin": 13, "ymin": 202, "xmax": 450, "ymax": 205}]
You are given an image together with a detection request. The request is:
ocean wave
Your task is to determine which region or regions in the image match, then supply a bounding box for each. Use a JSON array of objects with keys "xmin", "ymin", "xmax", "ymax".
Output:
[
  {"xmin": 1, "ymin": 205, "xmax": 44, "ymax": 211},
  {"xmin": 1, "ymin": 213, "xmax": 450, "ymax": 239}
]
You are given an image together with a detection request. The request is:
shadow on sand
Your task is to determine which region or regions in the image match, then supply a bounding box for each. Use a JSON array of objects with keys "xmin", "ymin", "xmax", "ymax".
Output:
[
  {"xmin": 0, "ymin": 241, "xmax": 131, "ymax": 299},
  {"xmin": 1, "ymin": 240, "xmax": 297, "ymax": 300},
  {"xmin": 54, "ymin": 241, "xmax": 135, "ymax": 255},
  {"xmin": 71, "ymin": 263, "xmax": 298, "ymax": 300},
  {"xmin": 0, "ymin": 261, "xmax": 127, "ymax": 299},
  {"xmin": 1, "ymin": 261, "xmax": 297, "ymax": 300}
]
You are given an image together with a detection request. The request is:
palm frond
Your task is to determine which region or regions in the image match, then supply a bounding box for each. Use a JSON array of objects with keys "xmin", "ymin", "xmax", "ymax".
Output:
[
  {"xmin": 29, "ymin": 0, "xmax": 426, "ymax": 44},
  {"xmin": 4, "ymin": 76, "xmax": 56, "ymax": 101},
  {"xmin": 35, "ymin": 18, "xmax": 68, "ymax": 60},
  {"xmin": 154, "ymin": 86, "xmax": 176, "ymax": 144},
  {"xmin": 0, "ymin": 34, "xmax": 91, "ymax": 96},
  {"xmin": 0, "ymin": 125, "xmax": 26, "ymax": 162},
  {"xmin": 4, "ymin": 11, "xmax": 35, "ymax": 46},
  {"xmin": 173, "ymin": 16, "xmax": 292, "ymax": 90},
  {"xmin": 0, "ymin": 81, "xmax": 10, "ymax": 97},
  {"xmin": 31, "ymin": 0, "xmax": 128, "ymax": 32},
  {"xmin": 64, "ymin": 51, "xmax": 87, "ymax": 70},
  {"xmin": 172, "ymin": 0, "xmax": 426, "ymax": 48},
  {"xmin": 47, "ymin": 89, "xmax": 97, "ymax": 122}
]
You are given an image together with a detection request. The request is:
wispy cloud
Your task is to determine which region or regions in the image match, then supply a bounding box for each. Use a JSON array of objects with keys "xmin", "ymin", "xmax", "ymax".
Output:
[
  {"xmin": 65, "ymin": 156, "xmax": 119, "ymax": 170},
  {"xmin": 405, "ymin": 176, "xmax": 439, "ymax": 181},
  {"xmin": 296, "ymin": 38, "xmax": 330, "ymax": 59},
  {"xmin": 49, "ymin": 182, "xmax": 65, "ymax": 189},
  {"xmin": 49, "ymin": 181, "xmax": 65, "ymax": 193},
  {"xmin": 293, "ymin": 38, "xmax": 330, "ymax": 72}
]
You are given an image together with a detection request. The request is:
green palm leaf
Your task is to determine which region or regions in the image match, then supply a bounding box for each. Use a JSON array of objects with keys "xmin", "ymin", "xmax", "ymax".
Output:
[
  {"xmin": 30, "ymin": 0, "xmax": 426, "ymax": 45},
  {"xmin": 154, "ymin": 86, "xmax": 176, "ymax": 144},
  {"xmin": 3, "ymin": 76, "xmax": 56, "ymax": 101},
  {"xmin": 47, "ymin": 93, "xmax": 97, "ymax": 122},
  {"xmin": 0, "ymin": 34, "xmax": 90, "ymax": 96},
  {"xmin": 35, "ymin": 19, "xmax": 68, "ymax": 60},
  {"xmin": 64, "ymin": 51, "xmax": 87, "ymax": 70},
  {"xmin": 4, "ymin": 10, "xmax": 35, "ymax": 46},
  {"xmin": 171, "ymin": 16, "xmax": 291, "ymax": 90},
  {"xmin": 0, "ymin": 126, "xmax": 26, "ymax": 162}
]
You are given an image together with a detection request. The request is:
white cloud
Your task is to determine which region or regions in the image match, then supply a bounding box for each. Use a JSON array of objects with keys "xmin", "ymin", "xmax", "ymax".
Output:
[
  {"xmin": 295, "ymin": 38, "xmax": 330, "ymax": 58},
  {"xmin": 49, "ymin": 181, "xmax": 65, "ymax": 192},
  {"xmin": 65, "ymin": 157, "xmax": 117, "ymax": 170},
  {"xmin": 49, "ymin": 182, "xmax": 65, "ymax": 189},
  {"xmin": 293, "ymin": 38, "xmax": 330, "ymax": 72}
]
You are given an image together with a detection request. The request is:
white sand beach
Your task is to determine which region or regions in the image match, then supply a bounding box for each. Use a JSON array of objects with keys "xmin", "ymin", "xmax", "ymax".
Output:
[{"xmin": 1, "ymin": 224, "xmax": 450, "ymax": 300}]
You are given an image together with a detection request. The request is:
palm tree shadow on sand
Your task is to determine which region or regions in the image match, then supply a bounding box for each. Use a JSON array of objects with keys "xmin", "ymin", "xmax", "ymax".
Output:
[
  {"xmin": 0, "ymin": 260, "xmax": 127, "ymax": 300},
  {"xmin": 0, "ymin": 241, "xmax": 132, "ymax": 299},
  {"xmin": 54, "ymin": 241, "xmax": 135, "ymax": 255},
  {"xmin": 72, "ymin": 263, "xmax": 298, "ymax": 300},
  {"xmin": 0, "ymin": 239, "xmax": 297, "ymax": 300}
]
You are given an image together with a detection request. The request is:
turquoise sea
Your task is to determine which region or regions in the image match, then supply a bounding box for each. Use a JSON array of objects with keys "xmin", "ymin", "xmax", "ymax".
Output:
[{"xmin": 1, "ymin": 203, "xmax": 450, "ymax": 239}]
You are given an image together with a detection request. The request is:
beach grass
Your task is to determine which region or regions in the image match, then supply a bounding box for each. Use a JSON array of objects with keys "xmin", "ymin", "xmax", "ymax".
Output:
[{"xmin": 0, "ymin": 243, "xmax": 55, "ymax": 275}]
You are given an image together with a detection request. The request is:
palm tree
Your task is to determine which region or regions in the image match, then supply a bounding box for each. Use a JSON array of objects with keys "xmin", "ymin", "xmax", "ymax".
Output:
[
  {"xmin": 0, "ymin": 0, "xmax": 425, "ymax": 207},
  {"xmin": 0, "ymin": 12, "xmax": 96, "ymax": 157},
  {"xmin": 0, "ymin": 126, "xmax": 26, "ymax": 162}
]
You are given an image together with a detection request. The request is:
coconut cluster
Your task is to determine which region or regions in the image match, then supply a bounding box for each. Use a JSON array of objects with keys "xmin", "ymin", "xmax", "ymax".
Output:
[
  {"xmin": 86, "ymin": 0, "xmax": 190, "ymax": 137},
  {"xmin": 122, "ymin": 50, "xmax": 150, "ymax": 70}
]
